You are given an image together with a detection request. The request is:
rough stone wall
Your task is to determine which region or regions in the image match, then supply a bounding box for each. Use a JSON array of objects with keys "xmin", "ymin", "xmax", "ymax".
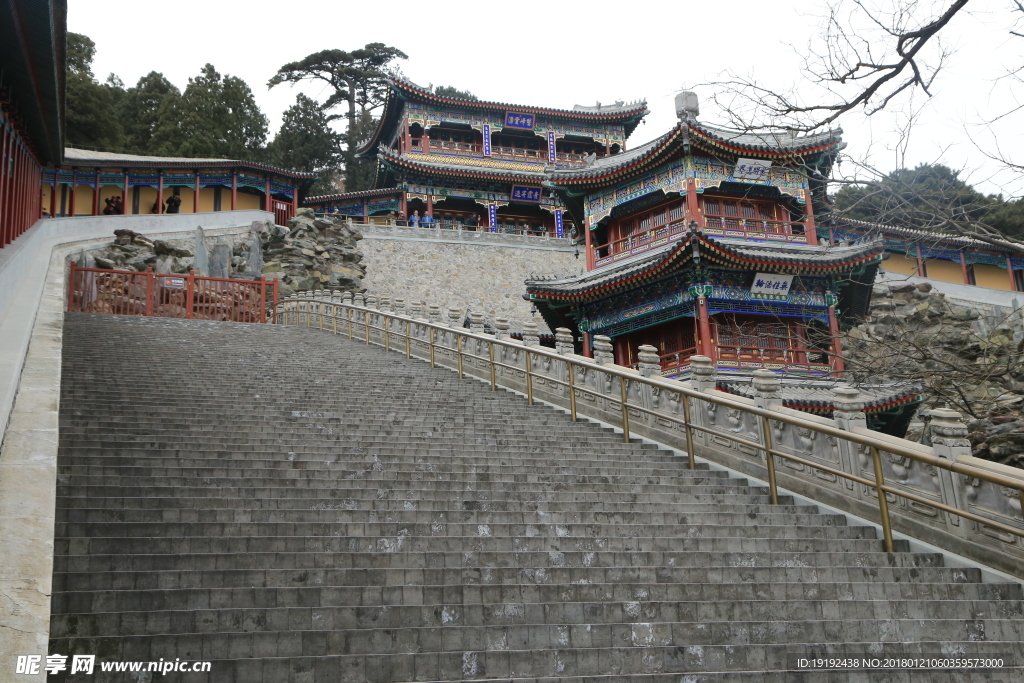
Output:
[{"xmin": 359, "ymin": 237, "xmax": 583, "ymax": 332}]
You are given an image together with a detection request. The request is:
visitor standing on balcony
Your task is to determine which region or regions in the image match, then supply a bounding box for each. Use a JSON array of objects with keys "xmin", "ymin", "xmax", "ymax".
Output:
[
  {"xmin": 410, "ymin": 210, "xmax": 420, "ymax": 227},
  {"xmin": 165, "ymin": 194, "xmax": 182, "ymax": 214},
  {"xmin": 421, "ymin": 212, "xmax": 434, "ymax": 228}
]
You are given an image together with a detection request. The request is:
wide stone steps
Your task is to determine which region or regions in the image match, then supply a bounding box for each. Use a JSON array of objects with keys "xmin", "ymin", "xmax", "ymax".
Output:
[
  {"xmin": 49, "ymin": 314, "xmax": 1024, "ymax": 682},
  {"xmin": 49, "ymin": 597, "xmax": 1024, "ymax": 638}
]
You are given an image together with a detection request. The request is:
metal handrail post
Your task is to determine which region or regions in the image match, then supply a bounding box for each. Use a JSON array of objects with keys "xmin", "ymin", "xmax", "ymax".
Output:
[
  {"xmin": 525, "ymin": 351, "xmax": 533, "ymax": 405},
  {"xmin": 760, "ymin": 415, "xmax": 779, "ymax": 505},
  {"xmin": 429, "ymin": 328, "xmax": 436, "ymax": 368},
  {"xmin": 489, "ymin": 343, "xmax": 496, "ymax": 390},
  {"xmin": 620, "ymin": 377, "xmax": 630, "ymax": 443},
  {"xmin": 364, "ymin": 309, "xmax": 370, "ymax": 345},
  {"xmin": 457, "ymin": 334, "xmax": 464, "ymax": 379},
  {"xmin": 568, "ymin": 363, "xmax": 577, "ymax": 421},
  {"xmin": 405, "ymin": 320, "xmax": 411, "ymax": 359},
  {"xmin": 871, "ymin": 446, "xmax": 896, "ymax": 552},
  {"xmin": 681, "ymin": 394, "xmax": 696, "ymax": 470}
]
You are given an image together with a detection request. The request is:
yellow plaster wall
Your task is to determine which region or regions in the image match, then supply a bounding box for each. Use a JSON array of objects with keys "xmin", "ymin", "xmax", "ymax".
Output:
[
  {"xmin": 134, "ymin": 186, "xmax": 158, "ymax": 214},
  {"xmin": 236, "ymin": 192, "xmax": 262, "ymax": 210},
  {"xmin": 883, "ymin": 253, "xmax": 922, "ymax": 277},
  {"xmin": 174, "ymin": 188, "xmax": 196, "ymax": 213},
  {"xmin": 73, "ymin": 185, "xmax": 95, "ymax": 215},
  {"xmin": 198, "ymin": 188, "xmax": 217, "ymax": 213},
  {"xmin": 974, "ymin": 263, "xmax": 1012, "ymax": 291},
  {"xmin": 924, "ymin": 258, "xmax": 965, "ymax": 284},
  {"xmin": 42, "ymin": 184, "xmax": 53, "ymax": 214}
]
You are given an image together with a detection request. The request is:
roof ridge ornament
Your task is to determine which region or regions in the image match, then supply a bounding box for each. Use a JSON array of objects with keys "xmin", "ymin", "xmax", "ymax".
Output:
[{"xmin": 675, "ymin": 88, "xmax": 699, "ymax": 122}]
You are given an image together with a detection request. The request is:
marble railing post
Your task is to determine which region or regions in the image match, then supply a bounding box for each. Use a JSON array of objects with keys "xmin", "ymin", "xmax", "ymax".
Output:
[
  {"xmin": 637, "ymin": 345, "xmax": 661, "ymax": 378},
  {"xmin": 554, "ymin": 328, "xmax": 574, "ymax": 355},
  {"xmin": 428, "ymin": 305, "xmax": 442, "ymax": 324},
  {"xmin": 592, "ymin": 335, "xmax": 614, "ymax": 366},
  {"xmin": 494, "ymin": 317, "xmax": 510, "ymax": 340},
  {"xmin": 448, "ymin": 307, "xmax": 462, "ymax": 329},
  {"xmin": 930, "ymin": 407, "xmax": 973, "ymax": 534},
  {"xmin": 522, "ymin": 322, "xmax": 540, "ymax": 348},
  {"xmin": 469, "ymin": 311, "xmax": 485, "ymax": 334},
  {"xmin": 751, "ymin": 369, "xmax": 783, "ymax": 411},
  {"xmin": 689, "ymin": 355, "xmax": 715, "ymax": 392}
]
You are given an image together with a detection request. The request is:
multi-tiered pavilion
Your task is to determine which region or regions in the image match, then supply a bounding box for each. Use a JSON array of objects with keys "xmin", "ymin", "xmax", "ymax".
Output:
[
  {"xmin": 524, "ymin": 93, "xmax": 921, "ymax": 432},
  {"xmin": 303, "ymin": 78, "xmax": 648, "ymax": 236}
]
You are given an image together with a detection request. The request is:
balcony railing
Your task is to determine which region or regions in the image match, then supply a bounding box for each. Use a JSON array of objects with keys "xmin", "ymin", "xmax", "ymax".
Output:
[
  {"xmin": 410, "ymin": 139, "xmax": 591, "ymax": 167},
  {"xmin": 702, "ymin": 214, "xmax": 806, "ymax": 237},
  {"xmin": 593, "ymin": 219, "xmax": 689, "ymax": 264}
]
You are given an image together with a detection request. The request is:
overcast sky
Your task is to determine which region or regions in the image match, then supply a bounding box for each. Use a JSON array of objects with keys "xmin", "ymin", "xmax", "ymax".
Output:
[{"xmin": 71, "ymin": 0, "xmax": 1022, "ymax": 197}]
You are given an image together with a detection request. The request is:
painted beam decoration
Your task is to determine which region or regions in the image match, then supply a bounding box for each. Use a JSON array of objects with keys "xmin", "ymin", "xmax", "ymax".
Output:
[
  {"xmin": 751, "ymin": 273, "xmax": 794, "ymax": 300},
  {"xmin": 510, "ymin": 185, "xmax": 543, "ymax": 203},
  {"xmin": 504, "ymin": 112, "xmax": 536, "ymax": 130},
  {"xmin": 585, "ymin": 155, "xmax": 810, "ymax": 227}
]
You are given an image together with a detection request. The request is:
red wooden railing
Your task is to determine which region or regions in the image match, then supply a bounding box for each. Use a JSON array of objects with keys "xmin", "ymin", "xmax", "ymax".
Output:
[
  {"xmin": 67, "ymin": 262, "xmax": 279, "ymax": 323},
  {"xmin": 273, "ymin": 201, "xmax": 294, "ymax": 227}
]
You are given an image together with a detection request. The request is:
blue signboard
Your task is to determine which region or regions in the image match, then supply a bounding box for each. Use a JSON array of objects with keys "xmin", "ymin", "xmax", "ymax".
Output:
[
  {"xmin": 547, "ymin": 131, "xmax": 556, "ymax": 163},
  {"xmin": 504, "ymin": 112, "xmax": 535, "ymax": 130},
  {"xmin": 483, "ymin": 123, "xmax": 492, "ymax": 156},
  {"xmin": 510, "ymin": 185, "xmax": 542, "ymax": 203},
  {"xmin": 555, "ymin": 209, "xmax": 564, "ymax": 238},
  {"xmin": 487, "ymin": 203, "xmax": 497, "ymax": 230}
]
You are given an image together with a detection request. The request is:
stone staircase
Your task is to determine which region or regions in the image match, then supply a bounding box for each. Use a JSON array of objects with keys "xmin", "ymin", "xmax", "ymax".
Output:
[{"xmin": 49, "ymin": 314, "xmax": 1024, "ymax": 681}]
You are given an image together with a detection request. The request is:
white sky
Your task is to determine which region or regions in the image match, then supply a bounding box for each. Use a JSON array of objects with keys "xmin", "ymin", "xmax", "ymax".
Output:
[{"xmin": 72, "ymin": 0, "xmax": 1023, "ymax": 197}]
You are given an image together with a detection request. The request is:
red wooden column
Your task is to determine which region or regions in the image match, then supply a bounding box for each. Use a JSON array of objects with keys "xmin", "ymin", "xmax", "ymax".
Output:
[
  {"xmin": 915, "ymin": 245, "xmax": 925, "ymax": 277},
  {"xmin": 802, "ymin": 189, "xmax": 818, "ymax": 245},
  {"xmin": 0, "ymin": 122, "xmax": 8, "ymax": 240},
  {"xmin": 231, "ymin": 172, "xmax": 238, "ymax": 211},
  {"xmin": 827, "ymin": 301, "xmax": 845, "ymax": 375},
  {"xmin": 93, "ymin": 171, "xmax": 100, "ymax": 215},
  {"xmin": 194, "ymin": 173, "xmax": 201, "ymax": 213},
  {"xmin": 584, "ymin": 218, "xmax": 595, "ymax": 270},
  {"xmin": 122, "ymin": 173, "xmax": 130, "ymax": 214},
  {"xmin": 426, "ymin": 195, "xmax": 433, "ymax": 218},
  {"xmin": 959, "ymin": 252, "xmax": 971, "ymax": 284},
  {"xmin": 291, "ymin": 185, "xmax": 298, "ymax": 218},
  {"xmin": 696, "ymin": 296, "xmax": 716, "ymax": 360},
  {"xmin": 156, "ymin": 172, "xmax": 164, "ymax": 213},
  {"xmin": 264, "ymin": 179, "xmax": 271, "ymax": 213},
  {"xmin": 582, "ymin": 332, "xmax": 593, "ymax": 358},
  {"xmin": 69, "ymin": 171, "xmax": 77, "ymax": 217},
  {"xmin": 1008, "ymin": 257, "xmax": 1017, "ymax": 291},
  {"xmin": 685, "ymin": 178, "xmax": 700, "ymax": 223}
]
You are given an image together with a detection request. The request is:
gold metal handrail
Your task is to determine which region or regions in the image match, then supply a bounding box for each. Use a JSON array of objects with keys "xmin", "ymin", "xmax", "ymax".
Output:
[{"xmin": 281, "ymin": 298, "xmax": 1024, "ymax": 557}]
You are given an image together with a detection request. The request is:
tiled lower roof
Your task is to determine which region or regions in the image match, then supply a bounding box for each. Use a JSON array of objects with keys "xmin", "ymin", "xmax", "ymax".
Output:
[{"xmin": 525, "ymin": 233, "xmax": 884, "ymax": 302}]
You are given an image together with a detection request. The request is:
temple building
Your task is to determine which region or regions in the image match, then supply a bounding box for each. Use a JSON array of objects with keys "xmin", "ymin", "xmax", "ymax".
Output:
[
  {"xmin": 42, "ymin": 148, "xmax": 316, "ymax": 226},
  {"xmin": 302, "ymin": 77, "xmax": 648, "ymax": 236},
  {"xmin": 525, "ymin": 93, "xmax": 921, "ymax": 434},
  {"xmin": 826, "ymin": 217, "xmax": 1024, "ymax": 291}
]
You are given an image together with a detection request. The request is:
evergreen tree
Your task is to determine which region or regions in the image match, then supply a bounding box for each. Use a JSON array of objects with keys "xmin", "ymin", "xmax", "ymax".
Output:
[
  {"xmin": 119, "ymin": 72, "xmax": 181, "ymax": 154},
  {"xmin": 433, "ymin": 85, "xmax": 478, "ymax": 101},
  {"xmin": 150, "ymin": 64, "xmax": 267, "ymax": 160},
  {"xmin": 835, "ymin": 165, "xmax": 994, "ymax": 230},
  {"xmin": 266, "ymin": 94, "xmax": 341, "ymax": 194},
  {"xmin": 341, "ymin": 110, "xmax": 379, "ymax": 192},
  {"xmin": 269, "ymin": 43, "xmax": 407, "ymax": 191},
  {"xmin": 64, "ymin": 32, "xmax": 124, "ymax": 150}
]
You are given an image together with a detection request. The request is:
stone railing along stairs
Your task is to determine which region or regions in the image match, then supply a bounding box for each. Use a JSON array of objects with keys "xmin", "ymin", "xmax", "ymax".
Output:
[{"xmin": 48, "ymin": 313, "xmax": 1024, "ymax": 681}]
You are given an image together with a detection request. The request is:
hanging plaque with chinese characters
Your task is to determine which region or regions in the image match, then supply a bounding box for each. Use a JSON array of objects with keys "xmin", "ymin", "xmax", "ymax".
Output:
[
  {"xmin": 510, "ymin": 186, "xmax": 542, "ymax": 203},
  {"xmin": 504, "ymin": 112, "xmax": 536, "ymax": 130},
  {"xmin": 734, "ymin": 158, "xmax": 772, "ymax": 182},
  {"xmin": 483, "ymin": 124, "xmax": 492, "ymax": 156},
  {"xmin": 750, "ymin": 273, "xmax": 794, "ymax": 300}
]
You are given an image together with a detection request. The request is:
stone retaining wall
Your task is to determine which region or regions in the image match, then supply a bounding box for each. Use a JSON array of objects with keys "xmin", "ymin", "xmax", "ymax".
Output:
[{"xmin": 359, "ymin": 235, "xmax": 582, "ymax": 332}]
